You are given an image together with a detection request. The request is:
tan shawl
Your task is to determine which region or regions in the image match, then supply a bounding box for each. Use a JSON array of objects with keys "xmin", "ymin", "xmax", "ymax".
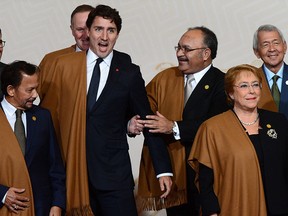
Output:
[
  {"xmin": 38, "ymin": 51, "xmax": 93, "ymax": 215},
  {"xmin": 257, "ymin": 67, "xmax": 278, "ymax": 112},
  {"xmin": 188, "ymin": 110, "xmax": 267, "ymax": 216},
  {"xmin": 0, "ymin": 110, "xmax": 34, "ymax": 215},
  {"xmin": 137, "ymin": 67, "xmax": 187, "ymax": 210},
  {"xmin": 38, "ymin": 45, "xmax": 76, "ymax": 100}
]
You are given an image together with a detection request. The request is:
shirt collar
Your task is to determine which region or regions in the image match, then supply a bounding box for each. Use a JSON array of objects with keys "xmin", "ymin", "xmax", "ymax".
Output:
[
  {"xmin": 187, "ymin": 64, "xmax": 212, "ymax": 84},
  {"xmin": 86, "ymin": 48, "xmax": 113, "ymax": 67},
  {"xmin": 263, "ymin": 63, "xmax": 284, "ymax": 81},
  {"xmin": 1, "ymin": 97, "xmax": 18, "ymax": 117}
]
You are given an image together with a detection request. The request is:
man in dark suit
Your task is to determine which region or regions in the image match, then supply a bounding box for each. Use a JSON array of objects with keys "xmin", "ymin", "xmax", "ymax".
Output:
[
  {"xmin": 0, "ymin": 61, "xmax": 66, "ymax": 215},
  {"xmin": 137, "ymin": 26, "xmax": 229, "ymax": 216},
  {"xmin": 38, "ymin": 4, "xmax": 172, "ymax": 216},
  {"xmin": 253, "ymin": 24, "xmax": 288, "ymax": 119}
]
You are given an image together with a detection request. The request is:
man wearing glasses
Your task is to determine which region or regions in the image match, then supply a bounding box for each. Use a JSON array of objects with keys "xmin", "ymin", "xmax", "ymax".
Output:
[
  {"xmin": 137, "ymin": 26, "xmax": 228, "ymax": 216},
  {"xmin": 0, "ymin": 28, "xmax": 6, "ymax": 74}
]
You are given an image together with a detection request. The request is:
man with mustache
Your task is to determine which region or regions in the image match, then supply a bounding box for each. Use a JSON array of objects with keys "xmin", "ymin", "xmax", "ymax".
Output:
[
  {"xmin": 137, "ymin": 26, "xmax": 229, "ymax": 216},
  {"xmin": 0, "ymin": 61, "xmax": 66, "ymax": 216},
  {"xmin": 253, "ymin": 24, "xmax": 288, "ymax": 119}
]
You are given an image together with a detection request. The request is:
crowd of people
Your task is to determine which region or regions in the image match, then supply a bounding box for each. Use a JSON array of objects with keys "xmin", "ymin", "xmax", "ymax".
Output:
[{"xmin": 0, "ymin": 3, "xmax": 288, "ymax": 216}]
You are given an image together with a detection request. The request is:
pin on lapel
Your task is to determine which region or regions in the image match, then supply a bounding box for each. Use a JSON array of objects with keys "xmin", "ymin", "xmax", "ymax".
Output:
[
  {"xmin": 285, "ymin": 80, "xmax": 288, "ymax": 85},
  {"xmin": 266, "ymin": 124, "xmax": 277, "ymax": 139},
  {"xmin": 116, "ymin": 68, "xmax": 119, "ymax": 72},
  {"xmin": 205, "ymin": 85, "xmax": 209, "ymax": 90},
  {"xmin": 32, "ymin": 116, "xmax": 37, "ymax": 121}
]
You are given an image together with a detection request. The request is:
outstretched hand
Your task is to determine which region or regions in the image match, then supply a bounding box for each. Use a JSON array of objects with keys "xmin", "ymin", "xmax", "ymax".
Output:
[{"xmin": 137, "ymin": 111, "xmax": 174, "ymax": 134}]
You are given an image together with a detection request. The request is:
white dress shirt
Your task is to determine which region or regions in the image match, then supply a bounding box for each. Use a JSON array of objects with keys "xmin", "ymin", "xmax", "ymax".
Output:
[{"xmin": 173, "ymin": 64, "xmax": 212, "ymax": 140}]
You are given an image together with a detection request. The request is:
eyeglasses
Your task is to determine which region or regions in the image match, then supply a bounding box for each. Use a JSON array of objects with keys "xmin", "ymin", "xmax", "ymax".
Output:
[
  {"xmin": 234, "ymin": 82, "xmax": 262, "ymax": 91},
  {"xmin": 174, "ymin": 46, "xmax": 207, "ymax": 54},
  {"xmin": 0, "ymin": 40, "xmax": 6, "ymax": 48}
]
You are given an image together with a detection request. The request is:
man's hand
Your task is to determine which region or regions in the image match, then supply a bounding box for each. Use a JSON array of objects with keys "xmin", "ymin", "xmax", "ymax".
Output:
[
  {"xmin": 49, "ymin": 206, "xmax": 62, "ymax": 216},
  {"xmin": 4, "ymin": 187, "xmax": 29, "ymax": 214},
  {"xmin": 159, "ymin": 176, "xmax": 172, "ymax": 198},
  {"xmin": 137, "ymin": 111, "xmax": 174, "ymax": 134},
  {"xmin": 128, "ymin": 115, "xmax": 144, "ymax": 135}
]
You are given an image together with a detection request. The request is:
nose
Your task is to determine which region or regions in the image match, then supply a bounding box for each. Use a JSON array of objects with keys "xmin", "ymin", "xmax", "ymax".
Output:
[
  {"xmin": 101, "ymin": 31, "xmax": 108, "ymax": 40},
  {"xmin": 268, "ymin": 43, "xmax": 276, "ymax": 51},
  {"xmin": 248, "ymin": 85, "xmax": 256, "ymax": 93},
  {"xmin": 32, "ymin": 89, "xmax": 39, "ymax": 98},
  {"xmin": 81, "ymin": 28, "xmax": 89, "ymax": 40}
]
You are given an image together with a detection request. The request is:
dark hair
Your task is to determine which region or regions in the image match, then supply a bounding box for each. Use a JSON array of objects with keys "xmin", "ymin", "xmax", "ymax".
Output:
[
  {"xmin": 225, "ymin": 64, "xmax": 262, "ymax": 106},
  {"xmin": 188, "ymin": 26, "xmax": 218, "ymax": 59},
  {"xmin": 70, "ymin": 4, "xmax": 94, "ymax": 24},
  {"xmin": 0, "ymin": 28, "xmax": 1, "ymax": 34},
  {"xmin": 1, "ymin": 61, "xmax": 39, "ymax": 96},
  {"xmin": 86, "ymin": 4, "xmax": 122, "ymax": 33}
]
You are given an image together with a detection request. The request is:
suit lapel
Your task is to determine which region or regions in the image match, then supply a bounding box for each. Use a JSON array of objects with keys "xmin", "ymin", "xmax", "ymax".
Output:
[
  {"xmin": 185, "ymin": 67, "xmax": 216, "ymax": 108},
  {"xmin": 91, "ymin": 52, "xmax": 122, "ymax": 110},
  {"xmin": 279, "ymin": 63, "xmax": 288, "ymax": 116},
  {"xmin": 25, "ymin": 108, "xmax": 37, "ymax": 165}
]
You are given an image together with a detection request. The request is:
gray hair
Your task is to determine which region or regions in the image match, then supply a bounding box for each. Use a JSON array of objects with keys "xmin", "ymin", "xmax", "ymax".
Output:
[{"xmin": 253, "ymin": 24, "xmax": 286, "ymax": 50}]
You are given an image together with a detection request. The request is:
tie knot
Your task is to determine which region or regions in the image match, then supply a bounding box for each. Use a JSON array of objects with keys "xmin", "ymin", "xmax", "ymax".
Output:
[
  {"xmin": 16, "ymin": 109, "xmax": 23, "ymax": 118},
  {"xmin": 96, "ymin": 58, "xmax": 103, "ymax": 65},
  {"xmin": 186, "ymin": 74, "xmax": 195, "ymax": 84},
  {"xmin": 273, "ymin": 75, "xmax": 279, "ymax": 83}
]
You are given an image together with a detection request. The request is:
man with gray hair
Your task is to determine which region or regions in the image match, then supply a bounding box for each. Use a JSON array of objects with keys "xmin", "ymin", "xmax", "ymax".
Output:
[{"xmin": 253, "ymin": 24, "xmax": 288, "ymax": 119}]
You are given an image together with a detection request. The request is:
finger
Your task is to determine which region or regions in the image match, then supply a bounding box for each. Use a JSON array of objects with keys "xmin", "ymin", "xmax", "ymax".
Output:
[
  {"xmin": 16, "ymin": 195, "xmax": 30, "ymax": 202},
  {"xmin": 13, "ymin": 188, "xmax": 25, "ymax": 194},
  {"xmin": 145, "ymin": 115, "xmax": 158, "ymax": 120},
  {"xmin": 148, "ymin": 129, "xmax": 160, "ymax": 133},
  {"xmin": 10, "ymin": 206, "xmax": 18, "ymax": 214}
]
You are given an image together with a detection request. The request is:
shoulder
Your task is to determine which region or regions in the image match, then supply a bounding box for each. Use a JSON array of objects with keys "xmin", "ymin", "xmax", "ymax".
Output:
[
  {"xmin": 150, "ymin": 67, "xmax": 181, "ymax": 82},
  {"xmin": 55, "ymin": 51, "xmax": 86, "ymax": 65},
  {"xmin": 113, "ymin": 50, "xmax": 132, "ymax": 63},
  {"xmin": 208, "ymin": 66, "xmax": 225, "ymax": 78},
  {"xmin": 40, "ymin": 45, "xmax": 75, "ymax": 63},
  {"xmin": 28, "ymin": 105, "xmax": 51, "ymax": 117},
  {"xmin": 259, "ymin": 109, "xmax": 287, "ymax": 120}
]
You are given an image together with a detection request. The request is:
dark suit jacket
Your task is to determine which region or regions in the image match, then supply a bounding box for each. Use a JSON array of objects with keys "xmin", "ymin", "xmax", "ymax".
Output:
[
  {"xmin": 178, "ymin": 66, "xmax": 229, "ymax": 154},
  {"xmin": 86, "ymin": 50, "xmax": 172, "ymax": 190},
  {"xmin": 0, "ymin": 105, "xmax": 66, "ymax": 215},
  {"xmin": 259, "ymin": 63, "xmax": 288, "ymax": 119},
  {"xmin": 258, "ymin": 109, "xmax": 288, "ymax": 215}
]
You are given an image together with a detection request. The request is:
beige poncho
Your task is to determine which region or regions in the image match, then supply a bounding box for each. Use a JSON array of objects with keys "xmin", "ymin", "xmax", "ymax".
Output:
[{"xmin": 188, "ymin": 110, "xmax": 267, "ymax": 216}]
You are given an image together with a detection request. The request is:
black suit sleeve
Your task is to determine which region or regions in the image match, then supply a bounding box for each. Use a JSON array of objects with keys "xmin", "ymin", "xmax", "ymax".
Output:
[
  {"xmin": 199, "ymin": 163, "xmax": 220, "ymax": 216},
  {"xmin": 128, "ymin": 64, "xmax": 172, "ymax": 175}
]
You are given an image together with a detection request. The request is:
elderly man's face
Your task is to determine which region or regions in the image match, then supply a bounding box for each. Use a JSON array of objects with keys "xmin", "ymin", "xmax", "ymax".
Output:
[{"xmin": 254, "ymin": 30, "xmax": 287, "ymax": 73}]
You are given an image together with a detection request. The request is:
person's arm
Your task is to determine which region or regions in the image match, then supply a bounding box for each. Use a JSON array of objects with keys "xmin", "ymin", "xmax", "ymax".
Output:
[
  {"xmin": 129, "ymin": 64, "xmax": 173, "ymax": 197},
  {"xmin": 199, "ymin": 163, "xmax": 220, "ymax": 216},
  {"xmin": 47, "ymin": 111, "xmax": 66, "ymax": 212}
]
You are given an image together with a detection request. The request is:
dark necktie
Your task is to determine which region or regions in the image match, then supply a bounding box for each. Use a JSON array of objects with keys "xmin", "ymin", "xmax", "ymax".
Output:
[
  {"xmin": 14, "ymin": 109, "xmax": 26, "ymax": 155},
  {"xmin": 184, "ymin": 74, "xmax": 195, "ymax": 105},
  {"xmin": 271, "ymin": 75, "xmax": 280, "ymax": 109},
  {"xmin": 87, "ymin": 58, "xmax": 103, "ymax": 111}
]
